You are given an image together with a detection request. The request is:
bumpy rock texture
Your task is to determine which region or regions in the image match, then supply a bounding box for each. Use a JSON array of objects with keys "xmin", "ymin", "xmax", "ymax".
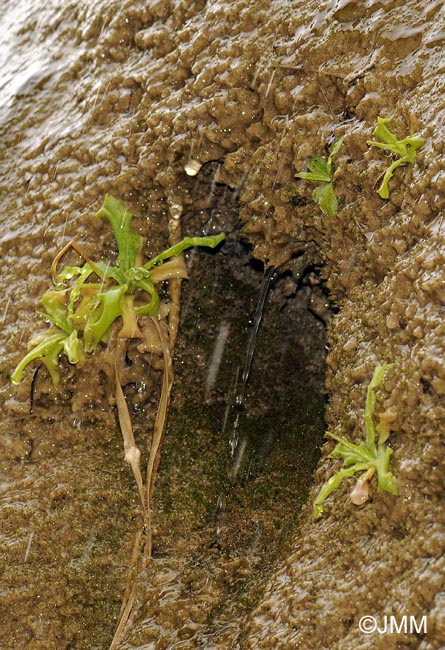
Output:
[{"xmin": 1, "ymin": 0, "xmax": 444, "ymax": 648}]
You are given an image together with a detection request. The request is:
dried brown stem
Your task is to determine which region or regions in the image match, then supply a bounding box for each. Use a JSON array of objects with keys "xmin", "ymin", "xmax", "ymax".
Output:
[
  {"xmin": 145, "ymin": 316, "xmax": 174, "ymax": 557},
  {"xmin": 114, "ymin": 337, "xmax": 146, "ymax": 517},
  {"xmin": 108, "ymin": 528, "xmax": 144, "ymax": 650}
]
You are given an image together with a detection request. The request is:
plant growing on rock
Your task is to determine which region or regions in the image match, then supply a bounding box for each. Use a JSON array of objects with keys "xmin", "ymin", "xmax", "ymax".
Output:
[
  {"xmin": 295, "ymin": 136, "xmax": 343, "ymax": 217},
  {"xmin": 367, "ymin": 116, "xmax": 424, "ymax": 199},
  {"xmin": 11, "ymin": 194, "xmax": 225, "ymax": 551},
  {"xmin": 314, "ymin": 363, "xmax": 398, "ymax": 519}
]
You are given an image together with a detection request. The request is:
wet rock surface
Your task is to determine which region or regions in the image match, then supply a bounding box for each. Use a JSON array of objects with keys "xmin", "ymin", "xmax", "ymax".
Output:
[{"xmin": 1, "ymin": 0, "xmax": 445, "ymax": 648}]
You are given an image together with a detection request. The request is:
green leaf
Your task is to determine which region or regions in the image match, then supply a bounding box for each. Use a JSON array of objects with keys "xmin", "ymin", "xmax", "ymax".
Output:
[
  {"xmin": 144, "ymin": 233, "xmax": 225, "ymax": 270},
  {"xmin": 368, "ymin": 117, "xmax": 405, "ymax": 156},
  {"xmin": 327, "ymin": 433, "xmax": 374, "ymax": 466},
  {"xmin": 313, "ymin": 464, "xmax": 368, "ymax": 519},
  {"xmin": 328, "ymin": 136, "xmax": 344, "ymax": 160},
  {"xmin": 96, "ymin": 194, "xmax": 143, "ymax": 273},
  {"xmin": 133, "ymin": 277, "xmax": 160, "ymax": 316},
  {"xmin": 313, "ymin": 364, "xmax": 397, "ymax": 518},
  {"xmin": 66, "ymin": 265, "xmax": 97, "ymax": 320},
  {"xmin": 41, "ymin": 338, "xmax": 66, "ymax": 385},
  {"xmin": 63, "ymin": 329, "xmax": 84, "ymax": 365},
  {"xmin": 91, "ymin": 259, "xmax": 124, "ymax": 285},
  {"xmin": 364, "ymin": 363, "xmax": 394, "ymax": 452},
  {"xmin": 83, "ymin": 284, "xmax": 128, "ymax": 353},
  {"xmin": 313, "ymin": 183, "xmax": 338, "ymax": 217},
  {"xmin": 38, "ymin": 289, "xmax": 72, "ymax": 334},
  {"xmin": 10, "ymin": 331, "xmax": 67, "ymax": 385},
  {"xmin": 56, "ymin": 265, "xmax": 87, "ymax": 284},
  {"xmin": 124, "ymin": 265, "xmax": 154, "ymax": 295},
  {"xmin": 375, "ymin": 159, "xmax": 404, "ymax": 199},
  {"xmin": 367, "ymin": 117, "xmax": 424, "ymax": 199},
  {"xmin": 295, "ymin": 137, "xmax": 343, "ymax": 215},
  {"xmin": 375, "ymin": 445, "xmax": 398, "ymax": 495},
  {"xmin": 296, "ymin": 157, "xmax": 330, "ymax": 182}
]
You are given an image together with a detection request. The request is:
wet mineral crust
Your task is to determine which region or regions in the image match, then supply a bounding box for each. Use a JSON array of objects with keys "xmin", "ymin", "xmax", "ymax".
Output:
[{"xmin": 1, "ymin": 0, "xmax": 444, "ymax": 648}]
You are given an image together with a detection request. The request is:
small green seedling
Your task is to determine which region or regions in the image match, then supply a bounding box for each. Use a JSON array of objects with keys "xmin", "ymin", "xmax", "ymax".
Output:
[
  {"xmin": 295, "ymin": 136, "xmax": 343, "ymax": 217},
  {"xmin": 367, "ymin": 117, "xmax": 424, "ymax": 199},
  {"xmin": 11, "ymin": 194, "xmax": 225, "ymax": 554},
  {"xmin": 314, "ymin": 363, "xmax": 397, "ymax": 519}
]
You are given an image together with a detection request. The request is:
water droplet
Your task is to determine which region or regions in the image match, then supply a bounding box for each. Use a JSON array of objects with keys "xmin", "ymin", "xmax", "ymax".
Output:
[
  {"xmin": 184, "ymin": 159, "xmax": 202, "ymax": 176},
  {"xmin": 169, "ymin": 203, "xmax": 182, "ymax": 219}
]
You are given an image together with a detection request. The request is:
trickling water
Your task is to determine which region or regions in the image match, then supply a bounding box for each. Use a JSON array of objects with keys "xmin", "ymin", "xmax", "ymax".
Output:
[
  {"xmin": 205, "ymin": 320, "xmax": 231, "ymax": 399},
  {"xmin": 216, "ymin": 266, "xmax": 275, "ymax": 535},
  {"xmin": 234, "ymin": 266, "xmax": 275, "ymax": 413}
]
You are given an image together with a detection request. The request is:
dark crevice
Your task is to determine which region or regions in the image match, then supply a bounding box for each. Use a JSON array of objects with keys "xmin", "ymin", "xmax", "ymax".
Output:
[{"xmin": 145, "ymin": 163, "xmax": 332, "ymax": 639}]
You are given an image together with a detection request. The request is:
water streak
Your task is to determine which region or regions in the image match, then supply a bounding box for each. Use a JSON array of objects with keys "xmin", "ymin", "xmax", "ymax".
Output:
[
  {"xmin": 234, "ymin": 266, "xmax": 275, "ymax": 412},
  {"xmin": 215, "ymin": 267, "xmax": 274, "ymax": 537},
  {"xmin": 205, "ymin": 320, "xmax": 230, "ymax": 399}
]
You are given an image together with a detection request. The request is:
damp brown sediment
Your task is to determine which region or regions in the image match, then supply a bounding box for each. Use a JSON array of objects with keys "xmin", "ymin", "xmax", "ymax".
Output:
[{"xmin": 1, "ymin": 0, "xmax": 445, "ymax": 648}]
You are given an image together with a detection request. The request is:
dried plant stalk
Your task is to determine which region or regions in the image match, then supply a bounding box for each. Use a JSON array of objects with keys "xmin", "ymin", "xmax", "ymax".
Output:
[
  {"xmin": 145, "ymin": 316, "xmax": 174, "ymax": 557},
  {"xmin": 114, "ymin": 337, "xmax": 146, "ymax": 517}
]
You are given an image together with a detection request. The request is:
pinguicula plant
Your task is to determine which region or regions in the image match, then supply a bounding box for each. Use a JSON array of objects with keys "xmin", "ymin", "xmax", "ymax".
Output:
[
  {"xmin": 11, "ymin": 194, "xmax": 225, "ymax": 554},
  {"xmin": 295, "ymin": 136, "xmax": 343, "ymax": 217},
  {"xmin": 314, "ymin": 363, "xmax": 398, "ymax": 519},
  {"xmin": 367, "ymin": 117, "xmax": 424, "ymax": 199}
]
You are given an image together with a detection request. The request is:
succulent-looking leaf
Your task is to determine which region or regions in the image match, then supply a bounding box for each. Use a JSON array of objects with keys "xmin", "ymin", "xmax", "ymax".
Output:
[
  {"xmin": 296, "ymin": 157, "xmax": 331, "ymax": 182},
  {"xmin": 10, "ymin": 331, "xmax": 67, "ymax": 385},
  {"xmin": 313, "ymin": 364, "xmax": 397, "ymax": 519},
  {"xmin": 11, "ymin": 196, "xmax": 225, "ymax": 385},
  {"xmin": 96, "ymin": 194, "xmax": 143, "ymax": 273},
  {"xmin": 144, "ymin": 234, "xmax": 225, "ymax": 270},
  {"xmin": 63, "ymin": 330, "xmax": 84, "ymax": 365},
  {"xmin": 364, "ymin": 363, "xmax": 394, "ymax": 454},
  {"xmin": 367, "ymin": 117, "xmax": 424, "ymax": 199},
  {"xmin": 313, "ymin": 183, "xmax": 338, "ymax": 217},
  {"xmin": 295, "ymin": 137, "xmax": 343, "ymax": 216},
  {"xmin": 313, "ymin": 464, "xmax": 369, "ymax": 520},
  {"xmin": 328, "ymin": 136, "xmax": 344, "ymax": 160},
  {"xmin": 38, "ymin": 290, "xmax": 72, "ymax": 334},
  {"xmin": 83, "ymin": 284, "xmax": 128, "ymax": 352}
]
